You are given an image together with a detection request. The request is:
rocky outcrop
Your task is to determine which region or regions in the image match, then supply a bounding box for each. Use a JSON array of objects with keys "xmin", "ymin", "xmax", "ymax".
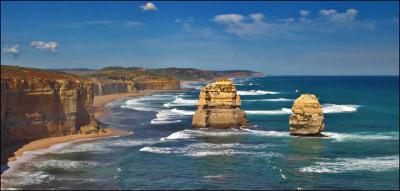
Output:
[
  {"xmin": 92, "ymin": 77, "xmax": 137, "ymax": 96},
  {"xmin": 1, "ymin": 66, "xmax": 98, "ymax": 163},
  {"xmin": 192, "ymin": 79, "xmax": 248, "ymax": 128},
  {"xmin": 289, "ymin": 94, "xmax": 325, "ymax": 136}
]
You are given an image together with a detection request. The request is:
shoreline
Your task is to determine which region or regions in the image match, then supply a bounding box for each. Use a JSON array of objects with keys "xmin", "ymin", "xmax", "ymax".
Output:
[{"xmin": 5, "ymin": 89, "xmax": 184, "ymax": 166}]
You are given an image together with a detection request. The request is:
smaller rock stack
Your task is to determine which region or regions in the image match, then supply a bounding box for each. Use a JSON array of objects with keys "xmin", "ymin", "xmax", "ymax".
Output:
[
  {"xmin": 289, "ymin": 94, "xmax": 325, "ymax": 136},
  {"xmin": 192, "ymin": 79, "xmax": 248, "ymax": 128}
]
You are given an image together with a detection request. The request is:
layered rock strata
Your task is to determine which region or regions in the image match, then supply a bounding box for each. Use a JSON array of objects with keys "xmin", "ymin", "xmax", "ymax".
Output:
[
  {"xmin": 92, "ymin": 77, "xmax": 137, "ymax": 96},
  {"xmin": 91, "ymin": 77, "xmax": 180, "ymax": 96},
  {"xmin": 1, "ymin": 66, "xmax": 98, "ymax": 163},
  {"xmin": 289, "ymin": 94, "xmax": 325, "ymax": 136},
  {"xmin": 134, "ymin": 77, "xmax": 180, "ymax": 91},
  {"xmin": 192, "ymin": 79, "xmax": 248, "ymax": 128}
]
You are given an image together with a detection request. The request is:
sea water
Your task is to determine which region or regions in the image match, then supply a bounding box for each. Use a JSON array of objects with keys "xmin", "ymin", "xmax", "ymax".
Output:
[{"xmin": 1, "ymin": 76, "xmax": 399, "ymax": 189}]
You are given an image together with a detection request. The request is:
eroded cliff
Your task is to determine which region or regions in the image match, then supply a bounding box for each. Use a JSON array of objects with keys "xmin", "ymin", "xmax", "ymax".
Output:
[
  {"xmin": 1, "ymin": 66, "xmax": 98, "ymax": 163},
  {"xmin": 92, "ymin": 77, "xmax": 137, "ymax": 96},
  {"xmin": 82, "ymin": 67, "xmax": 180, "ymax": 95},
  {"xmin": 289, "ymin": 94, "xmax": 325, "ymax": 136},
  {"xmin": 192, "ymin": 79, "xmax": 248, "ymax": 128}
]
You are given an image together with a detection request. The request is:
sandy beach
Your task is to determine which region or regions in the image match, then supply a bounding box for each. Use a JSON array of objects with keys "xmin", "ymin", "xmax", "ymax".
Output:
[
  {"xmin": 6, "ymin": 89, "xmax": 183, "ymax": 164},
  {"xmin": 8, "ymin": 128, "xmax": 131, "ymax": 162}
]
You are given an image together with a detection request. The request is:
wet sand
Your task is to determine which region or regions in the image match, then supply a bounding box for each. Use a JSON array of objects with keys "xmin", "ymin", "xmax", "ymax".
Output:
[{"xmin": 8, "ymin": 128, "xmax": 132, "ymax": 162}]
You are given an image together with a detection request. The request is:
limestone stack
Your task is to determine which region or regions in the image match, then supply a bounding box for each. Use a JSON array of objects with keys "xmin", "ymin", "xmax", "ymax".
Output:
[
  {"xmin": 192, "ymin": 79, "xmax": 248, "ymax": 128},
  {"xmin": 289, "ymin": 94, "xmax": 325, "ymax": 136}
]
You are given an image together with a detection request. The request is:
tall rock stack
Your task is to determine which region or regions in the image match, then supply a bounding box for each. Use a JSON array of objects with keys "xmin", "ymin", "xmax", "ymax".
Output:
[
  {"xmin": 289, "ymin": 94, "xmax": 325, "ymax": 136},
  {"xmin": 192, "ymin": 79, "xmax": 248, "ymax": 128}
]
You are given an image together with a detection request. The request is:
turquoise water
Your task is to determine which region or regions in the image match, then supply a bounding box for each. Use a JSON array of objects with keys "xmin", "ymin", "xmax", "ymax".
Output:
[{"xmin": 1, "ymin": 76, "xmax": 399, "ymax": 189}]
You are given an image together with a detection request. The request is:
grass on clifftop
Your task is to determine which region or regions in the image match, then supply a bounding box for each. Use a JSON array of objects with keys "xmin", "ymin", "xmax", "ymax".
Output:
[
  {"xmin": 1, "ymin": 65, "xmax": 83, "ymax": 80},
  {"xmin": 80, "ymin": 67, "xmax": 168, "ymax": 79}
]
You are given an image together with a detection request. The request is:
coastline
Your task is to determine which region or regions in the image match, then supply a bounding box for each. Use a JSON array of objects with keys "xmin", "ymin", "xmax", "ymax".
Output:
[{"xmin": 5, "ymin": 89, "xmax": 184, "ymax": 165}]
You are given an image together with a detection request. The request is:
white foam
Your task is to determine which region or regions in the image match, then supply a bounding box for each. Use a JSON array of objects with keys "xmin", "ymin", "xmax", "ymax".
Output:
[
  {"xmin": 245, "ymin": 104, "xmax": 360, "ymax": 115},
  {"xmin": 324, "ymin": 132, "xmax": 399, "ymax": 142},
  {"xmin": 245, "ymin": 108, "xmax": 292, "ymax": 115},
  {"xmin": 162, "ymin": 128, "xmax": 291, "ymax": 141},
  {"xmin": 243, "ymin": 98, "xmax": 294, "ymax": 102},
  {"xmin": 162, "ymin": 129, "xmax": 196, "ymax": 140},
  {"xmin": 1, "ymin": 170, "xmax": 55, "ymax": 188},
  {"xmin": 299, "ymin": 155, "xmax": 399, "ymax": 173},
  {"xmin": 121, "ymin": 94, "xmax": 176, "ymax": 112},
  {"xmin": 163, "ymin": 97, "xmax": 198, "ymax": 107},
  {"xmin": 140, "ymin": 146, "xmax": 175, "ymax": 154},
  {"xmin": 182, "ymin": 83, "xmax": 203, "ymax": 90},
  {"xmin": 33, "ymin": 159, "xmax": 101, "ymax": 169},
  {"xmin": 140, "ymin": 142, "xmax": 280, "ymax": 158},
  {"xmin": 237, "ymin": 90, "xmax": 280, "ymax": 95},
  {"xmin": 170, "ymin": 108, "xmax": 195, "ymax": 115},
  {"xmin": 241, "ymin": 128, "xmax": 290, "ymax": 137},
  {"xmin": 322, "ymin": 104, "xmax": 360, "ymax": 113},
  {"xmin": 203, "ymin": 174, "xmax": 226, "ymax": 179},
  {"xmin": 151, "ymin": 109, "xmax": 194, "ymax": 124}
]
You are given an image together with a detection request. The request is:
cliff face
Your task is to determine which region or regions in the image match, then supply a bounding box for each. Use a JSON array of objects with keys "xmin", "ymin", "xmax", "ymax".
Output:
[
  {"xmin": 192, "ymin": 79, "xmax": 248, "ymax": 128},
  {"xmin": 1, "ymin": 66, "xmax": 98, "ymax": 162},
  {"xmin": 80, "ymin": 67, "xmax": 181, "ymax": 95},
  {"xmin": 289, "ymin": 94, "xmax": 325, "ymax": 136},
  {"xmin": 92, "ymin": 77, "xmax": 137, "ymax": 96},
  {"xmin": 134, "ymin": 78, "xmax": 180, "ymax": 90}
]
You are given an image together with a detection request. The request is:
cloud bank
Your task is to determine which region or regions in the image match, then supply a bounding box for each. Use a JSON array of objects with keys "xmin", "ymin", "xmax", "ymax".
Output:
[{"xmin": 213, "ymin": 8, "xmax": 374, "ymax": 38}]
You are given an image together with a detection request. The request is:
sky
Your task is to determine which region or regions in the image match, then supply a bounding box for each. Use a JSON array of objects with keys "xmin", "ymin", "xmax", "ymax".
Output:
[{"xmin": 1, "ymin": 1, "xmax": 399, "ymax": 75}]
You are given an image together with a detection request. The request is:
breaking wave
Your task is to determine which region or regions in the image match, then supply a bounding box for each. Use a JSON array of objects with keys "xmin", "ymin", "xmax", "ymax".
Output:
[
  {"xmin": 322, "ymin": 104, "xmax": 360, "ymax": 113},
  {"xmin": 243, "ymin": 98, "xmax": 294, "ymax": 102},
  {"xmin": 151, "ymin": 109, "xmax": 194, "ymax": 124},
  {"xmin": 140, "ymin": 142, "xmax": 280, "ymax": 158},
  {"xmin": 299, "ymin": 155, "xmax": 399, "ymax": 173},
  {"xmin": 323, "ymin": 131, "xmax": 399, "ymax": 142},
  {"xmin": 237, "ymin": 90, "xmax": 280, "ymax": 95},
  {"xmin": 245, "ymin": 104, "xmax": 360, "ymax": 115},
  {"xmin": 163, "ymin": 97, "xmax": 198, "ymax": 107},
  {"xmin": 162, "ymin": 128, "xmax": 398, "ymax": 143},
  {"xmin": 245, "ymin": 108, "xmax": 292, "ymax": 115},
  {"xmin": 121, "ymin": 95, "xmax": 174, "ymax": 112}
]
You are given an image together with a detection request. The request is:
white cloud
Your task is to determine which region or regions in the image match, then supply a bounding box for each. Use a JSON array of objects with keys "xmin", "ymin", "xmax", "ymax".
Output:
[
  {"xmin": 319, "ymin": 8, "xmax": 358, "ymax": 23},
  {"xmin": 214, "ymin": 14, "xmax": 244, "ymax": 24},
  {"xmin": 300, "ymin": 10, "xmax": 311, "ymax": 16},
  {"xmin": 213, "ymin": 13, "xmax": 268, "ymax": 37},
  {"xmin": 213, "ymin": 9, "xmax": 371, "ymax": 38},
  {"xmin": 140, "ymin": 2, "xmax": 157, "ymax": 11},
  {"xmin": 2, "ymin": 44, "xmax": 20, "ymax": 57},
  {"xmin": 249, "ymin": 13, "xmax": 264, "ymax": 22},
  {"xmin": 30, "ymin": 41, "xmax": 59, "ymax": 53}
]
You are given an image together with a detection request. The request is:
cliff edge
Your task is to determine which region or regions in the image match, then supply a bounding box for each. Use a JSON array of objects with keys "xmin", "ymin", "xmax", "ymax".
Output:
[{"xmin": 1, "ymin": 65, "xmax": 98, "ymax": 163}]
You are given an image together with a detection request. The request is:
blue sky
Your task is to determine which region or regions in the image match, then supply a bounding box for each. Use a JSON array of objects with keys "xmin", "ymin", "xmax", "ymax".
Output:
[{"xmin": 1, "ymin": 1, "xmax": 399, "ymax": 75}]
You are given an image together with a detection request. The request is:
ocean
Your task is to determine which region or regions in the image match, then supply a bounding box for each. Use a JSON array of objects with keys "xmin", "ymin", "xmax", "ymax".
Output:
[{"xmin": 1, "ymin": 76, "xmax": 399, "ymax": 190}]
